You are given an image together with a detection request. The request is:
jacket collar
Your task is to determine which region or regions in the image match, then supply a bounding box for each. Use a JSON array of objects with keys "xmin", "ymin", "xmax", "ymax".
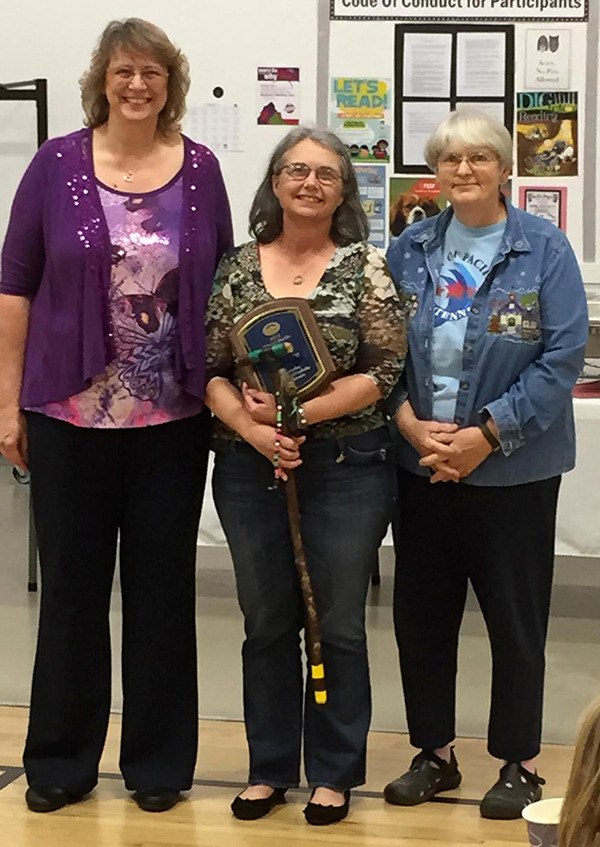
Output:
[{"xmin": 409, "ymin": 197, "xmax": 531, "ymax": 256}]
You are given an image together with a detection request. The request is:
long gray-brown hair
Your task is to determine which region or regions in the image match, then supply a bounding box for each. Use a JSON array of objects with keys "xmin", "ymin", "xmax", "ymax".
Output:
[
  {"xmin": 559, "ymin": 695, "xmax": 600, "ymax": 846},
  {"xmin": 80, "ymin": 18, "xmax": 190, "ymax": 137},
  {"xmin": 249, "ymin": 127, "xmax": 369, "ymax": 245}
]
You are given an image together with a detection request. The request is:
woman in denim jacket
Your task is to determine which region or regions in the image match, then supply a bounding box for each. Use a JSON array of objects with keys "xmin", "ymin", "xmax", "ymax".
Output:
[{"xmin": 384, "ymin": 110, "xmax": 588, "ymax": 821}]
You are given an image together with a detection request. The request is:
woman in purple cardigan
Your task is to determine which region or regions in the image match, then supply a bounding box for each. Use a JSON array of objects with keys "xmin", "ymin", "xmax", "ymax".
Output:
[{"xmin": 0, "ymin": 19, "xmax": 232, "ymax": 814}]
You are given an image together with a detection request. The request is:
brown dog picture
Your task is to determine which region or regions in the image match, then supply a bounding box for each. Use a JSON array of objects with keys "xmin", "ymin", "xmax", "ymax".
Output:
[{"xmin": 389, "ymin": 178, "xmax": 446, "ymax": 237}]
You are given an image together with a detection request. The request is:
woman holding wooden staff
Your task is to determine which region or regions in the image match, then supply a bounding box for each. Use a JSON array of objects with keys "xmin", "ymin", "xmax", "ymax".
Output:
[{"xmin": 204, "ymin": 127, "xmax": 406, "ymax": 825}]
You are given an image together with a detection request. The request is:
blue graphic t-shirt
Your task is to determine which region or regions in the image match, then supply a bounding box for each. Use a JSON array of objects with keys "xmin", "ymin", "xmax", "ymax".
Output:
[{"xmin": 432, "ymin": 216, "xmax": 506, "ymax": 421}]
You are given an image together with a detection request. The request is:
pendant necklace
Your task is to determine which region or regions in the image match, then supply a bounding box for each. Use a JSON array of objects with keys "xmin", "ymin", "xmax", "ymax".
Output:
[{"xmin": 287, "ymin": 244, "xmax": 333, "ymax": 286}]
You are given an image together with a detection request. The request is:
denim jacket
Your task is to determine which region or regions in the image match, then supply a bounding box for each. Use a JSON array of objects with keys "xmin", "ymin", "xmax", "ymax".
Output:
[{"xmin": 386, "ymin": 201, "xmax": 589, "ymax": 487}]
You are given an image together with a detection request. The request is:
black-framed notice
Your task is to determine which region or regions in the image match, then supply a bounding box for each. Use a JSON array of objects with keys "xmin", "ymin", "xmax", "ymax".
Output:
[{"xmin": 394, "ymin": 25, "xmax": 514, "ymax": 174}]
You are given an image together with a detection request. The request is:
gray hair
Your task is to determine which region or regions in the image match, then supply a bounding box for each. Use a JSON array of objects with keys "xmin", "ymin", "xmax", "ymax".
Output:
[
  {"xmin": 249, "ymin": 127, "xmax": 369, "ymax": 245},
  {"xmin": 424, "ymin": 109, "xmax": 513, "ymax": 172}
]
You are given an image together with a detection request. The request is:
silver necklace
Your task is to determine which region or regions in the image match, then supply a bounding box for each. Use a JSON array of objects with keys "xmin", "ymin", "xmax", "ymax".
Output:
[{"xmin": 285, "ymin": 245, "xmax": 332, "ymax": 286}]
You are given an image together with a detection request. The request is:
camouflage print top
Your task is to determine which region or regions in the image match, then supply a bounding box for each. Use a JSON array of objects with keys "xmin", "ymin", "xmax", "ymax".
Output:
[{"xmin": 205, "ymin": 240, "xmax": 407, "ymax": 441}]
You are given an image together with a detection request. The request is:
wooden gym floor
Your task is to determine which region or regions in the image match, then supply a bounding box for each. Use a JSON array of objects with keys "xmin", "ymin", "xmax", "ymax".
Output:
[{"xmin": 0, "ymin": 705, "xmax": 572, "ymax": 847}]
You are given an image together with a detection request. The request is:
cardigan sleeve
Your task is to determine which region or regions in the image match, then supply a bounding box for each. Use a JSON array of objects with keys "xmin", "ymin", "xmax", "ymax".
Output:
[
  {"xmin": 213, "ymin": 159, "xmax": 234, "ymax": 265},
  {"xmin": 0, "ymin": 142, "xmax": 52, "ymax": 297},
  {"xmin": 205, "ymin": 251, "xmax": 236, "ymax": 383}
]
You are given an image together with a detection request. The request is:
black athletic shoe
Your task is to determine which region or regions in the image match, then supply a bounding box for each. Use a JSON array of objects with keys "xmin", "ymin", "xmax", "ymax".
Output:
[
  {"xmin": 480, "ymin": 762, "xmax": 545, "ymax": 820},
  {"xmin": 384, "ymin": 749, "xmax": 462, "ymax": 806}
]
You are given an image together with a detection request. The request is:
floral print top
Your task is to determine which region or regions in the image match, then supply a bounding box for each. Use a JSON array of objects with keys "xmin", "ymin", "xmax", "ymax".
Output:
[
  {"xmin": 205, "ymin": 240, "xmax": 407, "ymax": 441},
  {"xmin": 30, "ymin": 175, "xmax": 203, "ymax": 428}
]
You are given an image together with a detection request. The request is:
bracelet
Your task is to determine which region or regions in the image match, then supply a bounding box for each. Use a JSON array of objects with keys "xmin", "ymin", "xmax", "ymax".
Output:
[
  {"xmin": 479, "ymin": 420, "xmax": 500, "ymax": 452},
  {"xmin": 296, "ymin": 403, "xmax": 308, "ymax": 429}
]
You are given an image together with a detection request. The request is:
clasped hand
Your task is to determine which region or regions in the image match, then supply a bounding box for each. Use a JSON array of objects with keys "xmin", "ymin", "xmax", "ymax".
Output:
[
  {"xmin": 241, "ymin": 386, "xmax": 304, "ymax": 480},
  {"xmin": 418, "ymin": 426, "xmax": 493, "ymax": 483},
  {"xmin": 241, "ymin": 383, "xmax": 277, "ymax": 425}
]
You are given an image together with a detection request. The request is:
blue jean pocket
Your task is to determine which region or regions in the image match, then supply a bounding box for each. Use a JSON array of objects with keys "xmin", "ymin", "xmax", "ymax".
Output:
[{"xmin": 337, "ymin": 425, "xmax": 398, "ymax": 466}]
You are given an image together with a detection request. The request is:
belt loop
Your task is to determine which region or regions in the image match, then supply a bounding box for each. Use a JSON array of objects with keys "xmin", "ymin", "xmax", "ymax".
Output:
[{"xmin": 335, "ymin": 436, "xmax": 346, "ymax": 463}]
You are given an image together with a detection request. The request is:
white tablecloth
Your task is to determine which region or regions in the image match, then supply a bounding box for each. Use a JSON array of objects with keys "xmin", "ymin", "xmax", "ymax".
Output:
[
  {"xmin": 555, "ymin": 398, "xmax": 600, "ymax": 557},
  {"xmin": 198, "ymin": 398, "xmax": 600, "ymax": 558}
]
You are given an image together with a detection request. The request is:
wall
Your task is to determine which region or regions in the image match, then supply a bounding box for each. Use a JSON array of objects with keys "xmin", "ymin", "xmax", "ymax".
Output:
[
  {"xmin": 329, "ymin": 17, "xmax": 595, "ymax": 277},
  {"xmin": 0, "ymin": 0, "xmax": 319, "ymax": 244}
]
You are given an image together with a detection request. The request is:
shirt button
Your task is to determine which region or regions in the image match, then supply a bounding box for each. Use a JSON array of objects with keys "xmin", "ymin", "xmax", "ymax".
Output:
[
  {"xmin": 464, "ymin": 344, "xmax": 472, "ymax": 353},
  {"xmin": 460, "ymin": 381, "xmax": 469, "ymax": 390},
  {"xmin": 471, "ymin": 306, "xmax": 479, "ymax": 315}
]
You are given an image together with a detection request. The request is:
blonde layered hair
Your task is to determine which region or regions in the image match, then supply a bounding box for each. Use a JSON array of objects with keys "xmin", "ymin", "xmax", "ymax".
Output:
[
  {"xmin": 80, "ymin": 18, "xmax": 190, "ymax": 136},
  {"xmin": 559, "ymin": 696, "xmax": 600, "ymax": 847}
]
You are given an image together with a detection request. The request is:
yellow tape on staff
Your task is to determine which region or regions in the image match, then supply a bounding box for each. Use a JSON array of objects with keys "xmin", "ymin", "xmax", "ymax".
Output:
[{"xmin": 311, "ymin": 664, "xmax": 325, "ymax": 680}]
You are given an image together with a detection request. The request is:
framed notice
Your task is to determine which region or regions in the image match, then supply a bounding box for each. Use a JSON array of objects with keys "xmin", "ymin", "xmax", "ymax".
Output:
[
  {"xmin": 519, "ymin": 186, "xmax": 567, "ymax": 232},
  {"xmin": 395, "ymin": 25, "xmax": 514, "ymax": 173}
]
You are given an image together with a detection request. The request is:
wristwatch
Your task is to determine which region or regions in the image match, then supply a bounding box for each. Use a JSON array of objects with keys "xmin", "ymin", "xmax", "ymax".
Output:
[{"xmin": 479, "ymin": 420, "xmax": 500, "ymax": 452}]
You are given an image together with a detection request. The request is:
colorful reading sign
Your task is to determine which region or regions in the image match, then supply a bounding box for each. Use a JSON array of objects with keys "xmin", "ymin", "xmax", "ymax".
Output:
[{"xmin": 330, "ymin": 78, "xmax": 391, "ymax": 162}]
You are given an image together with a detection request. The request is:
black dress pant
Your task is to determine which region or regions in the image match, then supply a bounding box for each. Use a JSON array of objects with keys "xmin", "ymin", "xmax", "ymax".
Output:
[
  {"xmin": 24, "ymin": 410, "xmax": 210, "ymax": 794},
  {"xmin": 392, "ymin": 468, "xmax": 561, "ymax": 763}
]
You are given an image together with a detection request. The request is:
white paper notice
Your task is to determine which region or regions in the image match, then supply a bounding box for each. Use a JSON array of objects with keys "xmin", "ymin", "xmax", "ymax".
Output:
[
  {"xmin": 525, "ymin": 29, "xmax": 571, "ymax": 90},
  {"xmin": 185, "ymin": 104, "xmax": 243, "ymax": 153},
  {"xmin": 402, "ymin": 102, "xmax": 450, "ymax": 167},
  {"xmin": 403, "ymin": 33, "xmax": 452, "ymax": 99},
  {"xmin": 456, "ymin": 33, "xmax": 506, "ymax": 98}
]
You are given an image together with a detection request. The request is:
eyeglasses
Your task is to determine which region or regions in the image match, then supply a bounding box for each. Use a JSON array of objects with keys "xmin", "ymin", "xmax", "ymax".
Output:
[
  {"xmin": 109, "ymin": 66, "xmax": 168, "ymax": 85},
  {"xmin": 277, "ymin": 162, "xmax": 343, "ymax": 186},
  {"xmin": 438, "ymin": 151, "xmax": 498, "ymax": 170}
]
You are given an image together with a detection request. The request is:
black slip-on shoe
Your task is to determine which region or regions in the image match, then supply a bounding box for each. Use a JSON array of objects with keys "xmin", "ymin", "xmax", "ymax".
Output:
[
  {"xmin": 25, "ymin": 786, "xmax": 84, "ymax": 813},
  {"xmin": 132, "ymin": 788, "xmax": 182, "ymax": 812},
  {"xmin": 303, "ymin": 789, "xmax": 350, "ymax": 826},
  {"xmin": 231, "ymin": 787, "xmax": 287, "ymax": 820},
  {"xmin": 384, "ymin": 748, "xmax": 462, "ymax": 806}
]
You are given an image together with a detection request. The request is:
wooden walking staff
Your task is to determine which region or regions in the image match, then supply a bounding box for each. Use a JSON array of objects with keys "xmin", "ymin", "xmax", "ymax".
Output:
[{"xmin": 240, "ymin": 342, "xmax": 327, "ymax": 706}]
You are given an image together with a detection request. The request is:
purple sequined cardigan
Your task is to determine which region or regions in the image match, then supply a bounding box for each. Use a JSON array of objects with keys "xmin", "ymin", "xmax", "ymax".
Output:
[{"xmin": 0, "ymin": 128, "xmax": 233, "ymax": 406}]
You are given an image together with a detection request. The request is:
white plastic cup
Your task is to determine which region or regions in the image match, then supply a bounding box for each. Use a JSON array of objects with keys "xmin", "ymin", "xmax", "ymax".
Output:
[{"xmin": 522, "ymin": 798, "xmax": 563, "ymax": 847}]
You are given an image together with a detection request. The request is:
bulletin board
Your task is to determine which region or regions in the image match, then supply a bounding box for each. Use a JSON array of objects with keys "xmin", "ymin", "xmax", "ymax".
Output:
[{"xmin": 394, "ymin": 25, "xmax": 514, "ymax": 173}]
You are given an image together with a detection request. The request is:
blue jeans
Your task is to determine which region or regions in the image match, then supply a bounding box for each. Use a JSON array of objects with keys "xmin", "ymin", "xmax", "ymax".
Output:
[{"xmin": 212, "ymin": 427, "xmax": 395, "ymax": 790}]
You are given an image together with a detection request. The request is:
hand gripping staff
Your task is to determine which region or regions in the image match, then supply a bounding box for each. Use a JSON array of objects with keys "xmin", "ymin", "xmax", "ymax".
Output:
[{"xmin": 238, "ymin": 341, "xmax": 327, "ymax": 706}]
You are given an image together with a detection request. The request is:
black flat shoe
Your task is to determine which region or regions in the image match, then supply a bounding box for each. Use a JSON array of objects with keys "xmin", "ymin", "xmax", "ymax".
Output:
[
  {"xmin": 132, "ymin": 788, "xmax": 182, "ymax": 812},
  {"xmin": 231, "ymin": 787, "xmax": 287, "ymax": 820},
  {"xmin": 25, "ymin": 786, "xmax": 84, "ymax": 813},
  {"xmin": 303, "ymin": 789, "xmax": 350, "ymax": 826}
]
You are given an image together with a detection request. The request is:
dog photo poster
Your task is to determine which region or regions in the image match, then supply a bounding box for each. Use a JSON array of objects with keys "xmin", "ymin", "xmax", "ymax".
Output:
[
  {"xmin": 389, "ymin": 177, "xmax": 446, "ymax": 238},
  {"xmin": 330, "ymin": 78, "xmax": 391, "ymax": 163},
  {"xmin": 516, "ymin": 91, "xmax": 577, "ymax": 177}
]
